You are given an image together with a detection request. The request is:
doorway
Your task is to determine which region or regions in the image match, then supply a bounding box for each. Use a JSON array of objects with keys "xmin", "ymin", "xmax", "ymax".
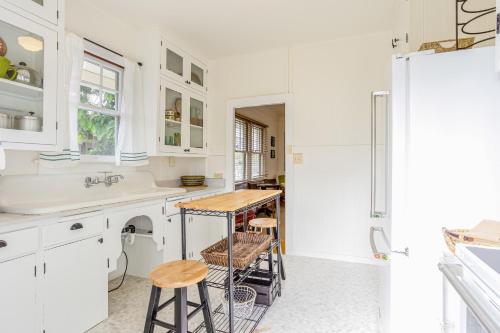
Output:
[{"xmin": 225, "ymin": 94, "xmax": 294, "ymax": 254}]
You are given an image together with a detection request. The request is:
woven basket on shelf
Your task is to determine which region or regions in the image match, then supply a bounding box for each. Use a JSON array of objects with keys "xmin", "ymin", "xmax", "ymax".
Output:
[
  {"xmin": 201, "ymin": 232, "xmax": 273, "ymax": 269},
  {"xmin": 443, "ymin": 220, "xmax": 500, "ymax": 253}
]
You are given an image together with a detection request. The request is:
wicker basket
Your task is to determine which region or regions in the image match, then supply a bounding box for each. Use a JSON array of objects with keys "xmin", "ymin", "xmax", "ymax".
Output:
[
  {"xmin": 201, "ymin": 232, "xmax": 273, "ymax": 269},
  {"xmin": 443, "ymin": 220, "xmax": 500, "ymax": 253}
]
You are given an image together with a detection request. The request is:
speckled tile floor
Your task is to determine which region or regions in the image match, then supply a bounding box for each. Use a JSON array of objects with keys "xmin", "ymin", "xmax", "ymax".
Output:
[{"xmin": 89, "ymin": 256, "xmax": 380, "ymax": 333}]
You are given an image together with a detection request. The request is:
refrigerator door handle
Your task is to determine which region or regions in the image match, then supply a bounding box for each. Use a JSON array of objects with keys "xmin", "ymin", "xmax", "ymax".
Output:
[
  {"xmin": 370, "ymin": 90, "xmax": 390, "ymax": 218},
  {"xmin": 370, "ymin": 226, "xmax": 409, "ymax": 260}
]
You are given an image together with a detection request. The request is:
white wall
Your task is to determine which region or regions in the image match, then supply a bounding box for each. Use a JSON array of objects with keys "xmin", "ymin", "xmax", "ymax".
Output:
[{"xmin": 208, "ymin": 31, "xmax": 393, "ymax": 263}]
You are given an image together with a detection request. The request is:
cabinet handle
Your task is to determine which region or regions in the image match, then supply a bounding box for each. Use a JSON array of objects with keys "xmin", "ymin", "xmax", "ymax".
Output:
[
  {"xmin": 184, "ymin": 148, "xmax": 190, "ymax": 152},
  {"xmin": 185, "ymin": 80, "xmax": 191, "ymax": 85},
  {"xmin": 70, "ymin": 222, "xmax": 84, "ymax": 231},
  {"xmin": 168, "ymin": 218, "xmax": 172, "ymax": 223},
  {"xmin": 98, "ymin": 238, "xmax": 104, "ymax": 244},
  {"xmin": 0, "ymin": 240, "xmax": 7, "ymax": 248}
]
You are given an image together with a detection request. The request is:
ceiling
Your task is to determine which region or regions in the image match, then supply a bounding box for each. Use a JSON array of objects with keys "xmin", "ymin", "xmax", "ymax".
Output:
[{"xmin": 76, "ymin": 0, "xmax": 397, "ymax": 59}]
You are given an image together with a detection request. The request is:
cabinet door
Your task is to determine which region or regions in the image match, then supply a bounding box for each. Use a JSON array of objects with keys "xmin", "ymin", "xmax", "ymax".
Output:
[
  {"xmin": 187, "ymin": 93, "xmax": 207, "ymax": 154},
  {"xmin": 43, "ymin": 236, "xmax": 107, "ymax": 333},
  {"xmin": 4, "ymin": 0, "xmax": 58, "ymax": 25},
  {"xmin": 160, "ymin": 79, "xmax": 187, "ymax": 153},
  {"xmin": 0, "ymin": 254, "xmax": 38, "ymax": 333},
  {"xmin": 164, "ymin": 214, "xmax": 182, "ymax": 262},
  {"xmin": 188, "ymin": 59, "xmax": 207, "ymax": 95},
  {"xmin": 161, "ymin": 41, "xmax": 187, "ymax": 85},
  {"xmin": 0, "ymin": 9, "xmax": 58, "ymax": 146}
]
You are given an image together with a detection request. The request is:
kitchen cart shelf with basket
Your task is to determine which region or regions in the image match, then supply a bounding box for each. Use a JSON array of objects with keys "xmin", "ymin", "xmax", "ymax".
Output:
[{"xmin": 175, "ymin": 190, "xmax": 283, "ymax": 333}]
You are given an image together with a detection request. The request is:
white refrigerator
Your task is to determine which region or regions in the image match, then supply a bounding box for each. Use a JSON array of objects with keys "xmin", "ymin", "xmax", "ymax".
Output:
[{"xmin": 374, "ymin": 46, "xmax": 500, "ymax": 333}]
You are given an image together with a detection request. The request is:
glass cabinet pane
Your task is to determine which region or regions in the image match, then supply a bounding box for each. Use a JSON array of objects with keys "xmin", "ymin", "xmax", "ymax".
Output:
[
  {"xmin": 164, "ymin": 87, "xmax": 182, "ymax": 147},
  {"xmin": 166, "ymin": 49, "xmax": 183, "ymax": 77},
  {"xmin": 32, "ymin": 0, "xmax": 44, "ymax": 5},
  {"xmin": 0, "ymin": 19, "xmax": 44, "ymax": 132},
  {"xmin": 190, "ymin": 97, "xmax": 203, "ymax": 149},
  {"xmin": 191, "ymin": 63, "xmax": 204, "ymax": 87}
]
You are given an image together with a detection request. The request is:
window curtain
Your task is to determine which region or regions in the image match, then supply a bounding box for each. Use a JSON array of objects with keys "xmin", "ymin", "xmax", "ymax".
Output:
[
  {"xmin": 115, "ymin": 59, "xmax": 148, "ymax": 166},
  {"xmin": 39, "ymin": 32, "xmax": 83, "ymax": 167}
]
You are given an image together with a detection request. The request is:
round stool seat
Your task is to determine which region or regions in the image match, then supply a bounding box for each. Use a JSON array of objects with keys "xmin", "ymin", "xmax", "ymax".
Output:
[
  {"xmin": 150, "ymin": 260, "xmax": 208, "ymax": 289},
  {"xmin": 249, "ymin": 217, "xmax": 276, "ymax": 229}
]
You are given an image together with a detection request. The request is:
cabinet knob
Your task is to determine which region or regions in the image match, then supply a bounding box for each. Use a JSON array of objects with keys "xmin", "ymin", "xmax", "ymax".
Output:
[
  {"xmin": 0, "ymin": 240, "xmax": 7, "ymax": 248},
  {"xmin": 168, "ymin": 218, "xmax": 172, "ymax": 223},
  {"xmin": 98, "ymin": 238, "xmax": 104, "ymax": 244},
  {"xmin": 70, "ymin": 222, "xmax": 84, "ymax": 231},
  {"xmin": 185, "ymin": 80, "xmax": 191, "ymax": 85}
]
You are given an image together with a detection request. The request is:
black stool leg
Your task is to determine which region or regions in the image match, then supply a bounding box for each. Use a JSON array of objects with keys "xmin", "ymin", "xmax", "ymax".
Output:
[
  {"xmin": 175, "ymin": 287, "xmax": 188, "ymax": 333},
  {"xmin": 273, "ymin": 227, "xmax": 286, "ymax": 280},
  {"xmin": 143, "ymin": 286, "xmax": 161, "ymax": 333},
  {"xmin": 267, "ymin": 228, "xmax": 274, "ymax": 274},
  {"xmin": 198, "ymin": 279, "xmax": 214, "ymax": 333}
]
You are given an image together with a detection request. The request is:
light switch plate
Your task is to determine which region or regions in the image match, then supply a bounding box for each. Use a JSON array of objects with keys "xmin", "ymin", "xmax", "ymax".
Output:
[
  {"xmin": 168, "ymin": 156, "xmax": 176, "ymax": 167},
  {"xmin": 214, "ymin": 172, "xmax": 223, "ymax": 179},
  {"xmin": 293, "ymin": 153, "xmax": 303, "ymax": 164},
  {"xmin": 287, "ymin": 145, "xmax": 293, "ymax": 155}
]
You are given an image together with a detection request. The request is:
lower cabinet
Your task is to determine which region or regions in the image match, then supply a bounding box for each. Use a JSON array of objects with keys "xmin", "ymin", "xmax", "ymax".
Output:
[
  {"xmin": 43, "ymin": 236, "xmax": 107, "ymax": 333},
  {"xmin": 164, "ymin": 214, "xmax": 182, "ymax": 262},
  {"xmin": 0, "ymin": 254, "xmax": 38, "ymax": 333}
]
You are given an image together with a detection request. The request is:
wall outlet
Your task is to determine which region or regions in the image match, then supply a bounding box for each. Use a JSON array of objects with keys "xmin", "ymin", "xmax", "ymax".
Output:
[
  {"xmin": 168, "ymin": 156, "xmax": 176, "ymax": 167},
  {"xmin": 287, "ymin": 145, "xmax": 293, "ymax": 155},
  {"xmin": 293, "ymin": 153, "xmax": 303, "ymax": 165},
  {"xmin": 214, "ymin": 172, "xmax": 223, "ymax": 179}
]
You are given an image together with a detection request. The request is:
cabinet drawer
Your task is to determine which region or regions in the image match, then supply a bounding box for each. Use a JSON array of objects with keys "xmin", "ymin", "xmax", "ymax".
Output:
[
  {"xmin": 42, "ymin": 214, "xmax": 104, "ymax": 248},
  {"xmin": 165, "ymin": 198, "xmax": 190, "ymax": 216},
  {"xmin": 0, "ymin": 228, "xmax": 38, "ymax": 262}
]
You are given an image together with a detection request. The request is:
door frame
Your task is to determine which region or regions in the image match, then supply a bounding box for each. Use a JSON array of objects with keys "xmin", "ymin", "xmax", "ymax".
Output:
[{"xmin": 225, "ymin": 94, "xmax": 295, "ymax": 254}]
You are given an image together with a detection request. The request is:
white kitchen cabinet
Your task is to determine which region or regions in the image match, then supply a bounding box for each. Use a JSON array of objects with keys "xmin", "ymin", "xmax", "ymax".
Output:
[
  {"xmin": 43, "ymin": 236, "xmax": 107, "ymax": 333},
  {"xmin": 3, "ymin": 0, "xmax": 59, "ymax": 25},
  {"xmin": 161, "ymin": 40, "xmax": 208, "ymax": 95},
  {"xmin": 164, "ymin": 214, "xmax": 182, "ymax": 262},
  {"xmin": 0, "ymin": 254, "xmax": 38, "ymax": 333},
  {"xmin": 159, "ymin": 78, "xmax": 207, "ymax": 155},
  {"xmin": 0, "ymin": 5, "xmax": 58, "ymax": 147}
]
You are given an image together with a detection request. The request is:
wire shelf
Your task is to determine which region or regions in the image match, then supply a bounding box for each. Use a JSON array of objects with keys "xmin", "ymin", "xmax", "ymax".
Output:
[
  {"xmin": 193, "ymin": 303, "xmax": 268, "ymax": 333},
  {"xmin": 205, "ymin": 240, "xmax": 280, "ymax": 290}
]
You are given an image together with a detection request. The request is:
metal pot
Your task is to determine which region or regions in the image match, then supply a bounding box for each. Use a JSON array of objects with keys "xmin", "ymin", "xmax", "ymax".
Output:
[
  {"xmin": 14, "ymin": 112, "xmax": 41, "ymax": 131},
  {"xmin": 0, "ymin": 112, "xmax": 8, "ymax": 129},
  {"xmin": 12, "ymin": 62, "xmax": 42, "ymax": 88}
]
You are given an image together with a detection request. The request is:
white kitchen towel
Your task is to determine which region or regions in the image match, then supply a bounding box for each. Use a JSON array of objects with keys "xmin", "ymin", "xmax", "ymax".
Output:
[
  {"xmin": 0, "ymin": 142, "xmax": 5, "ymax": 171},
  {"xmin": 115, "ymin": 59, "xmax": 148, "ymax": 166},
  {"xmin": 39, "ymin": 32, "xmax": 83, "ymax": 167}
]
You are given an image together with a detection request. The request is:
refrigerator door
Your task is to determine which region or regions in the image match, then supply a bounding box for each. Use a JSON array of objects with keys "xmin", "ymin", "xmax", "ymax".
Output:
[{"xmin": 387, "ymin": 46, "xmax": 500, "ymax": 333}]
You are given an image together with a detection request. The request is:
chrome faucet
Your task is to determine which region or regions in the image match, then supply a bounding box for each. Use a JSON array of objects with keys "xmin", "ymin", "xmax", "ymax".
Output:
[{"xmin": 84, "ymin": 172, "xmax": 125, "ymax": 188}]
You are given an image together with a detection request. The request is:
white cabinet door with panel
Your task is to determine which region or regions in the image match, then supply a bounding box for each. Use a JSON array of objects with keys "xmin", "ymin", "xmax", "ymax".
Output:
[
  {"xmin": 161, "ymin": 40, "xmax": 207, "ymax": 95},
  {"xmin": 0, "ymin": 254, "xmax": 38, "ymax": 333},
  {"xmin": 160, "ymin": 79, "xmax": 207, "ymax": 155},
  {"xmin": 3, "ymin": 0, "xmax": 59, "ymax": 25},
  {"xmin": 43, "ymin": 236, "xmax": 107, "ymax": 333},
  {"xmin": 0, "ymin": 7, "xmax": 58, "ymax": 146},
  {"xmin": 164, "ymin": 214, "xmax": 182, "ymax": 262}
]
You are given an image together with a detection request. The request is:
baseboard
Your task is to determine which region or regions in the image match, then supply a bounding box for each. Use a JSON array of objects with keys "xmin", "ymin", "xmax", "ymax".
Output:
[{"xmin": 286, "ymin": 250, "xmax": 388, "ymax": 266}]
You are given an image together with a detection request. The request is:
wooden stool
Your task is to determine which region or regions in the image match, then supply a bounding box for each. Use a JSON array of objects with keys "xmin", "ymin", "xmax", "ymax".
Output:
[
  {"xmin": 143, "ymin": 260, "xmax": 214, "ymax": 333},
  {"xmin": 249, "ymin": 218, "xmax": 286, "ymax": 280}
]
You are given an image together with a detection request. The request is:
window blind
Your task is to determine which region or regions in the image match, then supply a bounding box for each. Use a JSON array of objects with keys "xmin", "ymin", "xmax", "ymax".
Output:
[{"xmin": 234, "ymin": 116, "xmax": 266, "ymax": 182}]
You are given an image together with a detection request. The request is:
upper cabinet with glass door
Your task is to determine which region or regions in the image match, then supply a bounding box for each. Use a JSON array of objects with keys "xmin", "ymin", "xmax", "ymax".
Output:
[
  {"xmin": 0, "ymin": 6, "xmax": 58, "ymax": 146},
  {"xmin": 4, "ymin": 0, "xmax": 59, "ymax": 25},
  {"xmin": 161, "ymin": 40, "xmax": 208, "ymax": 95},
  {"xmin": 159, "ymin": 78, "xmax": 206, "ymax": 155}
]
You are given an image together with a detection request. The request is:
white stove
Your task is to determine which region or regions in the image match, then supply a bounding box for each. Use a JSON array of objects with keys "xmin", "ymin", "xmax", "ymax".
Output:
[{"xmin": 440, "ymin": 245, "xmax": 500, "ymax": 333}]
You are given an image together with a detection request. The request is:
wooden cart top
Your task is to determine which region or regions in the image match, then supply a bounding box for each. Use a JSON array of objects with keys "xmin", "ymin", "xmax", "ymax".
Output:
[{"xmin": 175, "ymin": 189, "xmax": 281, "ymax": 212}]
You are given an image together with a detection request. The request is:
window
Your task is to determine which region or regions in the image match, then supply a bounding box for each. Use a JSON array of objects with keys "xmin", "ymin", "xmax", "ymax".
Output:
[
  {"xmin": 78, "ymin": 55, "xmax": 122, "ymax": 157},
  {"xmin": 234, "ymin": 116, "xmax": 266, "ymax": 182}
]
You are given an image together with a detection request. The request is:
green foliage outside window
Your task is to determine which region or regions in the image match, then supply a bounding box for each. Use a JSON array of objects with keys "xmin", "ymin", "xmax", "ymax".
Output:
[{"xmin": 78, "ymin": 109, "xmax": 116, "ymax": 156}]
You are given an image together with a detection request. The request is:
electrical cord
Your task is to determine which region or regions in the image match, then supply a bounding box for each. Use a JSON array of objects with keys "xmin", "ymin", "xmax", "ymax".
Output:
[{"xmin": 108, "ymin": 246, "xmax": 128, "ymax": 293}]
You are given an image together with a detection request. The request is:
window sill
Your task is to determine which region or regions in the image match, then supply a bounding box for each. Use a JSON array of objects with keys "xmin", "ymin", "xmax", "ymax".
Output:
[{"xmin": 80, "ymin": 155, "xmax": 115, "ymax": 164}]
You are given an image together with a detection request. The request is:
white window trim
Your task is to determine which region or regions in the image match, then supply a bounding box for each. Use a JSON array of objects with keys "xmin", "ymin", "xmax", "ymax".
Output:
[{"xmin": 78, "ymin": 48, "xmax": 124, "ymax": 163}]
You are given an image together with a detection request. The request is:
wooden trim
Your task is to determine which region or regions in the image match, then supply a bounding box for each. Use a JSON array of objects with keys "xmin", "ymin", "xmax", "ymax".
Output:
[
  {"xmin": 84, "ymin": 50, "xmax": 124, "ymax": 70},
  {"xmin": 235, "ymin": 114, "xmax": 269, "ymax": 128}
]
